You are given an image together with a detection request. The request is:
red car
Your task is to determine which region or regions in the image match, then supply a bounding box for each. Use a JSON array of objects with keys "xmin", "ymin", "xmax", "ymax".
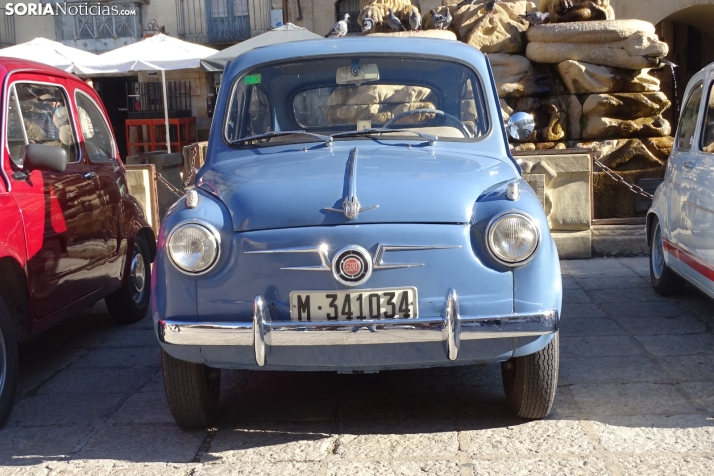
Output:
[{"xmin": 0, "ymin": 58, "xmax": 156, "ymax": 427}]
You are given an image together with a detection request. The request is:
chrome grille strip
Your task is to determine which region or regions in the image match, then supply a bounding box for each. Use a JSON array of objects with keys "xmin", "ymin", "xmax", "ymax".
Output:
[
  {"xmin": 246, "ymin": 244, "xmax": 331, "ymax": 271},
  {"xmin": 245, "ymin": 243, "xmax": 461, "ymax": 272}
]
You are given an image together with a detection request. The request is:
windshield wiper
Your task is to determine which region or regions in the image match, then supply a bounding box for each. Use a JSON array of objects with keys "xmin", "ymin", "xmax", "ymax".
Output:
[
  {"xmin": 230, "ymin": 130, "xmax": 332, "ymax": 146},
  {"xmin": 331, "ymin": 128, "xmax": 437, "ymax": 144}
]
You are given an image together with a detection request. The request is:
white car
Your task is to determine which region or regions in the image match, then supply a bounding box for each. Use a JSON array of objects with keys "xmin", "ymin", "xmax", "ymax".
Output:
[{"xmin": 648, "ymin": 64, "xmax": 714, "ymax": 296}]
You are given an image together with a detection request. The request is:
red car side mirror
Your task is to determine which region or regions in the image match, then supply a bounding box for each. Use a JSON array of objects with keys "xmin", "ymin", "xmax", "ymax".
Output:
[{"xmin": 24, "ymin": 143, "xmax": 68, "ymax": 173}]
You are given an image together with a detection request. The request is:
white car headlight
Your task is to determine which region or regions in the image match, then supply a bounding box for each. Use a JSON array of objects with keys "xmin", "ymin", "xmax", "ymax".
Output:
[
  {"xmin": 487, "ymin": 213, "xmax": 540, "ymax": 265},
  {"xmin": 168, "ymin": 223, "xmax": 219, "ymax": 273}
]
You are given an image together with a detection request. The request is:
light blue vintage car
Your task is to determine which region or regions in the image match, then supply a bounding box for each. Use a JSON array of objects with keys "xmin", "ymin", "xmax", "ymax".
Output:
[
  {"xmin": 648, "ymin": 65, "xmax": 714, "ymax": 296},
  {"xmin": 153, "ymin": 38, "xmax": 562, "ymax": 428}
]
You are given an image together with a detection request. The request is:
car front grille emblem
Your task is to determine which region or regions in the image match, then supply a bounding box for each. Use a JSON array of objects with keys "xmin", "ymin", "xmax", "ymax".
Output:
[{"xmin": 246, "ymin": 244, "xmax": 461, "ymax": 275}]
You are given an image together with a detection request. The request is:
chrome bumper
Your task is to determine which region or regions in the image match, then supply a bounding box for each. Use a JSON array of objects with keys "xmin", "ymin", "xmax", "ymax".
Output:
[{"xmin": 157, "ymin": 289, "xmax": 559, "ymax": 367}]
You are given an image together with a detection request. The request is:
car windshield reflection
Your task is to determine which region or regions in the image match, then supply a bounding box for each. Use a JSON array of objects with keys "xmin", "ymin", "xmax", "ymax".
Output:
[{"xmin": 223, "ymin": 56, "xmax": 490, "ymax": 149}]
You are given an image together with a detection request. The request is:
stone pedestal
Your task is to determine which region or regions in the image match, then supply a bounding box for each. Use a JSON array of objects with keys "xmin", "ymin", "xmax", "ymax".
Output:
[
  {"xmin": 553, "ymin": 231, "xmax": 593, "ymax": 259},
  {"xmin": 514, "ymin": 150, "xmax": 593, "ymax": 259},
  {"xmin": 592, "ymin": 224, "xmax": 648, "ymax": 256}
]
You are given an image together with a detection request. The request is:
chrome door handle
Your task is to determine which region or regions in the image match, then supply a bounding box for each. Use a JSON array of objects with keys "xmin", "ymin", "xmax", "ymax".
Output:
[
  {"xmin": 83, "ymin": 171, "xmax": 98, "ymax": 180},
  {"xmin": 684, "ymin": 161, "xmax": 695, "ymax": 169}
]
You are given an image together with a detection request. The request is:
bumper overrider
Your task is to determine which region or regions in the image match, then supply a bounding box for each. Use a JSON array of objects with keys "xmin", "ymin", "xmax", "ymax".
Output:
[{"xmin": 158, "ymin": 288, "xmax": 559, "ymax": 367}]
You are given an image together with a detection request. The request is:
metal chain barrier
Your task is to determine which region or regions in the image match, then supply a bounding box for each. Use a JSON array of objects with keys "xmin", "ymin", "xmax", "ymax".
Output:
[
  {"xmin": 594, "ymin": 158, "xmax": 654, "ymax": 200},
  {"xmin": 157, "ymin": 173, "xmax": 185, "ymax": 198}
]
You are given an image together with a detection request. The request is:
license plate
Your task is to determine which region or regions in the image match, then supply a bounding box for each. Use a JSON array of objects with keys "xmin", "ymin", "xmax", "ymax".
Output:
[{"xmin": 289, "ymin": 287, "xmax": 418, "ymax": 321}]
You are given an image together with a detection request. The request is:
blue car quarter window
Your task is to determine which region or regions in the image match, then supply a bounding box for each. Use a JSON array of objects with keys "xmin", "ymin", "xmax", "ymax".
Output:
[
  {"xmin": 223, "ymin": 56, "xmax": 490, "ymax": 146},
  {"xmin": 701, "ymin": 81, "xmax": 714, "ymax": 152},
  {"xmin": 677, "ymin": 82, "xmax": 703, "ymax": 152}
]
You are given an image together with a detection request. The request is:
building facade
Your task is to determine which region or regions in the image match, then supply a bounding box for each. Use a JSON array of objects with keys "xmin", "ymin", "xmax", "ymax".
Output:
[
  {"xmin": 1, "ymin": 1, "xmax": 713, "ymax": 75},
  {"xmin": 1, "ymin": 0, "xmax": 713, "ymax": 157},
  {"xmin": 0, "ymin": 0, "xmax": 275, "ymax": 52},
  {"xmin": 0, "ymin": 0, "xmax": 277, "ymax": 157}
]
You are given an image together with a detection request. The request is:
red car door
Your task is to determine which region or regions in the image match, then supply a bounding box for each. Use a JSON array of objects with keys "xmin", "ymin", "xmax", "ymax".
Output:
[
  {"xmin": 5, "ymin": 74, "xmax": 108, "ymax": 319},
  {"xmin": 72, "ymin": 86, "xmax": 123, "ymax": 279}
]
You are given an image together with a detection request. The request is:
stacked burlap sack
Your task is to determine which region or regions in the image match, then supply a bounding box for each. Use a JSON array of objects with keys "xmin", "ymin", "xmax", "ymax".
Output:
[
  {"xmin": 355, "ymin": 0, "xmax": 673, "ymax": 217},
  {"xmin": 520, "ymin": 2, "xmax": 672, "ymax": 218},
  {"xmin": 509, "ymin": 19, "xmax": 672, "ymax": 162},
  {"xmin": 323, "ymin": 85, "xmax": 437, "ymax": 124}
]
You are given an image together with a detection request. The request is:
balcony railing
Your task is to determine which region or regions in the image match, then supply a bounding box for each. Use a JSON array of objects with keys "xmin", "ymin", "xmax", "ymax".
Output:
[
  {"xmin": 176, "ymin": 0, "xmax": 270, "ymax": 46},
  {"xmin": 55, "ymin": 3, "xmax": 141, "ymax": 49}
]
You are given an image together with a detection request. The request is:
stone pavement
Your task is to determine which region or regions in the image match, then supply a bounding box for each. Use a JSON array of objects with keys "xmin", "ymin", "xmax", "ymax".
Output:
[{"xmin": 1, "ymin": 257, "xmax": 714, "ymax": 475}]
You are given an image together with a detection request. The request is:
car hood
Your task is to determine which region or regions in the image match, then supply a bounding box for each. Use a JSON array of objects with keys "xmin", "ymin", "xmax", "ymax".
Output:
[{"xmin": 198, "ymin": 144, "xmax": 518, "ymax": 232}]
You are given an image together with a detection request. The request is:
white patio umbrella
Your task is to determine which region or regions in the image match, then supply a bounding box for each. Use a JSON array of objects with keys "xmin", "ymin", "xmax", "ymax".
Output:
[
  {"xmin": 0, "ymin": 37, "xmax": 98, "ymax": 73},
  {"xmin": 79, "ymin": 34, "xmax": 218, "ymax": 153},
  {"xmin": 201, "ymin": 23, "xmax": 322, "ymax": 72}
]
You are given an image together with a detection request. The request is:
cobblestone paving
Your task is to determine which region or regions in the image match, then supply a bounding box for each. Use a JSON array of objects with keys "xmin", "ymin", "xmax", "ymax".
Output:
[{"xmin": 1, "ymin": 257, "xmax": 714, "ymax": 475}]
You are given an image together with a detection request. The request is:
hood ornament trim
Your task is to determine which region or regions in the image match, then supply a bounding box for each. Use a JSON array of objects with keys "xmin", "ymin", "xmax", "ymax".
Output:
[{"xmin": 324, "ymin": 147, "xmax": 378, "ymax": 220}]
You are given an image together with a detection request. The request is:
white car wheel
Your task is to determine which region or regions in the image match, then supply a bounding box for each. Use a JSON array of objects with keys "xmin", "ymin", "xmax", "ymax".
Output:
[{"xmin": 649, "ymin": 218, "xmax": 685, "ymax": 295}]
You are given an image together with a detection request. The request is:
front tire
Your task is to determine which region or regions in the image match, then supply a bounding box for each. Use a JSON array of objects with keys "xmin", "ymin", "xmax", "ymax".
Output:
[
  {"xmin": 650, "ymin": 218, "xmax": 685, "ymax": 296},
  {"xmin": 161, "ymin": 349, "xmax": 221, "ymax": 429},
  {"xmin": 501, "ymin": 332, "xmax": 559, "ymax": 419},
  {"xmin": 0, "ymin": 297, "xmax": 19, "ymax": 428},
  {"xmin": 106, "ymin": 234, "xmax": 151, "ymax": 324}
]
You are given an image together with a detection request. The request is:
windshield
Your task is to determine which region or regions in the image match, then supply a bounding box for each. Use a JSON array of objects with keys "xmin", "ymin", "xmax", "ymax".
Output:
[{"xmin": 223, "ymin": 56, "xmax": 490, "ymax": 146}]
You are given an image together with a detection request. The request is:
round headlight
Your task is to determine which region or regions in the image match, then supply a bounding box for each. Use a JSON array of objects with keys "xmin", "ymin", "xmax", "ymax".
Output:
[
  {"xmin": 487, "ymin": 213, "xmax": 540, "ymax": 264},
  {"xmin": 168, "ymin": 223, "xmax": 219, "ymax": 273}
]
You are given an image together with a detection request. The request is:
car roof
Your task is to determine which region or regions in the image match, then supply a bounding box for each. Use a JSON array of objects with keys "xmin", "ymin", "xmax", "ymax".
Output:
[
  {"xmin": 0, "ymin": 56, "xmax": 80, "ymax": 82},
  {"xmin": 225, "ymin": 37, "xmax": 489, "ymax": 79}
]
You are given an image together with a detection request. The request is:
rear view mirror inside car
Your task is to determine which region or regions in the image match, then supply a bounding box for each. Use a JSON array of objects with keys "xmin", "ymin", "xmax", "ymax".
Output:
[{"xmin": 336, "ymin": 63, "xmax": 379, "ymax": 86}]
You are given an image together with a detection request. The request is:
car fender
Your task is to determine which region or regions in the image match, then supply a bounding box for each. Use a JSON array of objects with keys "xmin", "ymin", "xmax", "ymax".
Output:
[
  {"xmin": 472, "ymin": 179, "xmax": 562, "ymax": 318},
  {"xmin": 0, "ymin": 194, "xmax": 33, "ymax": 340},
  {"xmin": 511, "ymin": 184, "xmax": 562, "ymax": 356},
  {"xmin": 152, "ymin": 189, "xmax": 231, "ymax": 336},
  {"xmin": 125, "ymin": 192, "xmax": 156, "ymax": 255},
  {"xmin": 0, "ymin": 194, "xmax": 27, "ymax": 266},
  {"xmin": 646, "ymin": 177, "xmax": 669, "ymax": 256},
  {"xmin": 115, "ymin": 192, "xmax": 156, "ymax": 288},
  {"xmin": 470, "ymin": 179, "xmax": 561, "ymax": 357}
]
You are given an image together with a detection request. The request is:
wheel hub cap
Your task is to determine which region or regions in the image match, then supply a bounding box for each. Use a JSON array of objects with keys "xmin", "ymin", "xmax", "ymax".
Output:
[{"xmin": 131, "ymin": 251, "xmax": 146, "ymax": 297}]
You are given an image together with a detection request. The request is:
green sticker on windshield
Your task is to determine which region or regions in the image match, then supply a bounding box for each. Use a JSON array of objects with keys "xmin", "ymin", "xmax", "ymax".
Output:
[{"xmin": 244, "ymin": 74, "xmax": 261, "ymax": 85}]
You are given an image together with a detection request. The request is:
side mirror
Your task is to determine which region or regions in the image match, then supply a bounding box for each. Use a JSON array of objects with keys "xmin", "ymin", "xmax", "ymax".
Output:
[
  {"xmin": 24, "ymin": 143, "xmax": 68, "ymax": 173},
  {"xmin": 506, "ymin": 112, "xmax": 536, "ymax": 142}
]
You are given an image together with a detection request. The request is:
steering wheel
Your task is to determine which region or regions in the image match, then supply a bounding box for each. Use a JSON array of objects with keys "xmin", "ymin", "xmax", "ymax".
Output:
[{"xmin": 383, "ymin": 108, "xmax": 472, "ymax": 138}]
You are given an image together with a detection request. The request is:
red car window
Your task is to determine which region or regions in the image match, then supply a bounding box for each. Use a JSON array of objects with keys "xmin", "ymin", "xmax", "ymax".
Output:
[
  {"xmin": 75, "ymin": 91, "xmax": 116, "ymax": 163},
  {"xmin": 6, "ymin": 82, "xmax": 79, "ymax": 167}
]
